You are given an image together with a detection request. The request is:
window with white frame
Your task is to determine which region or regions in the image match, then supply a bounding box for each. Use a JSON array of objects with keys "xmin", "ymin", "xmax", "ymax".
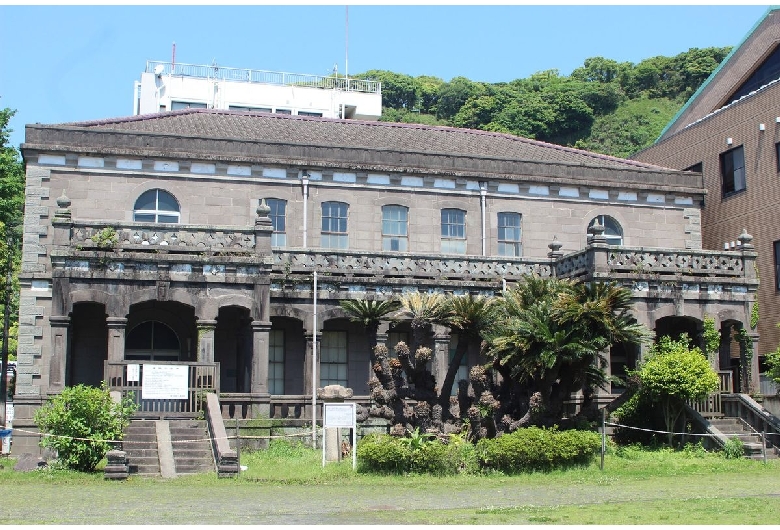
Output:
[
  {"xmin": 441, "ymin": 208, "xmax": 466, "ymax": 254},
  {"xmin": 269, "ymin": 329, "xmax": 285, "ymax": 394},
  {"xmin": 321, "ymin": 201, "xmax": 349, "ymax": 249},
  {"xmin": 497, "ymin": 212, "xmax": 522, "ymax": 256},
  {"xmin": 588, "ymin": 215, "xmax": 623, "ymax": 245},
  {"xmin": 171, "ymin": 101, "xmax": 207, "ymax": 110},
  {"xmin": 133, "ymin": 189, "xmax": 180, "ymax": 223},
  {"xmin": 266, "ymin": 198, "xmax": 287, "ymax": 248},
  {"xmin": 382, "ymin": 205, "xmax": 409, "ymax": 251},
  {"xmin": 320, "ymin": 331, "xmax": 348, "ymax": 387}
]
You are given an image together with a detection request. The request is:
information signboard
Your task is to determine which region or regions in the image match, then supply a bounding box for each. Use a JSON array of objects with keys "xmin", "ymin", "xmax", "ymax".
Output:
[
  {"xmin": 323, "ymin": 403, "xmax": 355, "ymax": 428},
  {"xmin": 142, "ymin": 364, "xmax": 188, "ymax": 400}
]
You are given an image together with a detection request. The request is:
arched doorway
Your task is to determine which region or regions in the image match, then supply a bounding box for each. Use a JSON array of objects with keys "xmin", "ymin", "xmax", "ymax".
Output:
[
  {"xmin": 215, "ymin": 306, "xmax": 252, "ymax": 392},
  {"xmin": 125, "ymin": 321, "xmax": 181, "ymax": 361},
  {"xmin": 69, "ymin": 302, "xmax": 108, "ymax": 387}
]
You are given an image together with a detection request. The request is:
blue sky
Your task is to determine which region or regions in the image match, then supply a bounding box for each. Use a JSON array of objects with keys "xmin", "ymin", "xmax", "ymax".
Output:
[{"xmin": 0, "ymin": 4, "xmax": 773, "ymax": 150}]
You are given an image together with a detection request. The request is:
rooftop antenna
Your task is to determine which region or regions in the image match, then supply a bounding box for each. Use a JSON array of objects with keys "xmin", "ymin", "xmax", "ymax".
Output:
[
  {"xmin": 171, "ymin": 42, "xmax": 176, "ymax": 73},
  {"xmin": 345, "ymin": 6, "xmax": 349, "ymax": 86}
]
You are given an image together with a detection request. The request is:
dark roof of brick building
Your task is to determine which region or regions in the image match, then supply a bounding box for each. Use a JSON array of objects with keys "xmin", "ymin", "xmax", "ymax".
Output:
[{"xmin": 53, "ymin": 109, "xmax": 672, "ymax": 173}]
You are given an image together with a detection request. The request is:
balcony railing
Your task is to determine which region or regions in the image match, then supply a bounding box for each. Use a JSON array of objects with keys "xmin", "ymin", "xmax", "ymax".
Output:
[
  {"xmin": 105, "ymin": 361, "xmax": 219, "ymax": 417},
  {"xmin": 146, "ymin": 61, "xmax": 381, "ymax": 94}
]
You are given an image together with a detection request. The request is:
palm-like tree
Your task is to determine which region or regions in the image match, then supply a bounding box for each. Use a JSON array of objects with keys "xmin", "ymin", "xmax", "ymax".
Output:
[
  {"xmin": 438, "ymin": 294, "xmax": 495, "ymax": 407},
  {"xmin": 483, "ymin": 277, "xmax": 650, "ymax": 426},
  {"xmin": 339, "ymin": 298, "xmax": 400, "ymax": 358},
  {"xmin": 396, "ymin": 292, "xmax": 448, "ymax": 353}
]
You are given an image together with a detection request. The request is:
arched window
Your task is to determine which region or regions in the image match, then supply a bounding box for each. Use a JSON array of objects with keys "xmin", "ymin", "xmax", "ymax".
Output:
[
  {"xmin": 133, "ymin": 189, "xmax": 180, "ymax": 223},
  {"xmin": 125, "ymin": 321, "xmax": 181, "ymax": 361},
  {"xmin": 588, "ymin": 215, "xmax": 623, "ymax": 245}
]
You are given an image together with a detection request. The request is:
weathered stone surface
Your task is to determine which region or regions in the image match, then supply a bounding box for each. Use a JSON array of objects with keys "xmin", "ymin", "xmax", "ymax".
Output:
[{"xmin": 13, "ymin": 453, "xmax": 48, "ymax": 472}]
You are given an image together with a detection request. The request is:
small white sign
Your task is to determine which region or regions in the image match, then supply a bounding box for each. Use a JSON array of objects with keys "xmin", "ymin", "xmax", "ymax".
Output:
[
  {"xmin": 126, "ymin": 364, "xmax": 140, "ymax": 383},
  {"xmin": 323, "ymin": 403, "xmax": 355, "ymax": 428},
  {"xmin": 142, "ymin": 364, "xmax": 188, "ymax": 400},
  {"xmin": 5, "ymin": 402, "xmax": 13, "ymax": 423}
]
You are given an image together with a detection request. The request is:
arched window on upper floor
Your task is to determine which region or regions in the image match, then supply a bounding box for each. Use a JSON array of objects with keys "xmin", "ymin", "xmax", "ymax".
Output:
[
  {"xmin": 588, "ymin": 215, "xmax": 623, "ymax": 245},
  {"xmin": 133, "ymin": 189, "xmax": 180, "ymax": 223}
]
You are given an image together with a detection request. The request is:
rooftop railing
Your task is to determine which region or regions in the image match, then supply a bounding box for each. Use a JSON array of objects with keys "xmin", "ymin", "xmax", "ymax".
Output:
[{"xmin": 145, "ymin": 60, "xmax": 381, "ymax": 94}]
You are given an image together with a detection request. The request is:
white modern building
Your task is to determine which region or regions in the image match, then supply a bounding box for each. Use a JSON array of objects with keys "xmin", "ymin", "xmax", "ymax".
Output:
[{"xmin": 133, "ymin": 60, "xmax": 382, "ymax": 120}]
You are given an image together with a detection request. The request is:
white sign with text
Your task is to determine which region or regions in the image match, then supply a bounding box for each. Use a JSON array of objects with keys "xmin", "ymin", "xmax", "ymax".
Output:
[{"xmin": 142, "ymin": 364, "xmax": 188, "ymax": 400}]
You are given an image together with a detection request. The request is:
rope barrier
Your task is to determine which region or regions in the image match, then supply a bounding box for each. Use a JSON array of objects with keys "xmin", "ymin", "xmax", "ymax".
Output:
[
  {"xmin": 605, "ymin": 421, "xmax": 721, "ymax": 438},
  {"xmin": 9, "ymin": 425, "xmax": 323, "ymax": 446}
]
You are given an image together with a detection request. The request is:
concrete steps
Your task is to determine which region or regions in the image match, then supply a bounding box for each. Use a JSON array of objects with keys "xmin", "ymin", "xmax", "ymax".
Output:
[
  {"xmin": 710, "ymin": 417, "xmax": 776, "ymax": 459},
  {"xmin": 169, "ymin": 420, "xmax": 214, "ymax": 475},
  {"xmin": 122, "ymin": 420, "xmax": 160, "ymax": 475}
]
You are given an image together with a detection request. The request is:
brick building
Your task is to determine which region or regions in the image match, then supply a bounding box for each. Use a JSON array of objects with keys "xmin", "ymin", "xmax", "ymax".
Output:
[
  {"xmin": 633, "ymin": 6, "xmax": 780, "ymax": 368},
  {"xmin": 13, "ymin": 109, "xmax": 757, "ymax": 454}
]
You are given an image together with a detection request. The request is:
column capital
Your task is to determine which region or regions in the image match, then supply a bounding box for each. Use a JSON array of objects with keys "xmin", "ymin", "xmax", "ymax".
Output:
[
  {"xmin": 106, "ymin": 317, "xmax": 128, "ymax": 329},
  {"xmin": 49, "ymin": 315, "xmax": 71, "ymax": 327},
  {"xmin": 251, "ymin": 320, "xmax": 272, "ymax": 332},
  {"xmin": 197, "ymin": 319, "xmax": 218, "ymax": 330}
]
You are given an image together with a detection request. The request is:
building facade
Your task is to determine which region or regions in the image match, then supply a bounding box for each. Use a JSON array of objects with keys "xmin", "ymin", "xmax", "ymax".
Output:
[
  {"xmin": 134, "ymin": 61, "xmax": 382, "ymax": 120},
  {"xmin": 14, "ymin": 109, "xmax": 757, "ymax": 454},
  {"xmin": 633, "ymin": 6, "xmax": 780, "ymax": 364}
]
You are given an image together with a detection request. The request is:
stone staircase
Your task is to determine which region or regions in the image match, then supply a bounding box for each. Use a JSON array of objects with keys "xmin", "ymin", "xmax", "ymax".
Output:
[
  {"xmin": 709, "ymin": 417, "xmax": 776, "ymax": 459},
  {"xmin": 169, "ymin": 420, "xmax": 215, "ymax": 475},
  {"xmin": 122, "ymin": 420, "xmax": 161, "ymax": 475},
  {"xmin": 121, "ymin": 418, "xmax": 215, "ymax": 477}
]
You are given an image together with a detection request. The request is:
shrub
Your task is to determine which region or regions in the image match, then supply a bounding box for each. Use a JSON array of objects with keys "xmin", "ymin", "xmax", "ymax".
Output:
[
  {"xmin": 34, "ymin": 383, "xmax": 137, "ymax": 472},
  {"xmin": 356, "ymin": 433, "xmax": 478, "ymax": 475},
  {"xmin": 476, "ymin": 427, "xmax": 601, "ymax": 473},
  {"xmin": 722, "ymin": 437, "xmax": 745, "ymax": 459}
]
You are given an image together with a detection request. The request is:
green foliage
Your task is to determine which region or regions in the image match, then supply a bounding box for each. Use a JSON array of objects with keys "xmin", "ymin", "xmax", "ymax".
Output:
[
  {"xmin": 702, "ymin": 316, "xmax": 721, "ymax": 364},
  {"xmin": 636, "ymin": 334, "xmax": 719, "ymax": 446},
  {"xmin": 356, "ymin": 433, "xmax": 478, "ymax": 475},
  {"xmin": 33, "ymin": 384, "xmax": 137, "ymax": 472},
  {"xmin": 765, "ymin": 325, "xmax": 780, "ymax": 388},
  {"xmin": 92, "ymin": 227, "xmax": 118, "ymax": 250},
  {"xmin": 482, "ymin": 277, "xmax": 649, "ymax": 424},
  {"xmin": 722, "ymin": 437, "xmax": 745, "ymax": 459},
  {"xmin": 476, "ymin": 427, "xmax": 601, "ymax": 473}
]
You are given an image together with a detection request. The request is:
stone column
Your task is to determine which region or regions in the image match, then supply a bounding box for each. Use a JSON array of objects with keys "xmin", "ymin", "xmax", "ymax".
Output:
[
  {"xmin": 197, "ymin": 320, "xmax": 217, "ymax": 363},
  {"xmin": 432, "ymin": 327, "xmax": 451, "ymax": 393},
  {"xmin": 106, "ymin": 317, "xmax": 128, "ymax": 363},
  {"xmin": 250, "ymin": 321, "xmax": 272, "ymax": 395},
  {"xmin": 303, "ymin": 332, "xmax": 320, "ymax": 398},
  {"xmin": 48, "ymin": 315, "xmax": 70, "ymax": 391}
]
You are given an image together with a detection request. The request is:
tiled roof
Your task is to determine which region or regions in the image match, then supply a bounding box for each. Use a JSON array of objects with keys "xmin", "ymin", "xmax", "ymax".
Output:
[{"xmin": 59, "ymin": 109, "xmax": 674, "ymax": 173}]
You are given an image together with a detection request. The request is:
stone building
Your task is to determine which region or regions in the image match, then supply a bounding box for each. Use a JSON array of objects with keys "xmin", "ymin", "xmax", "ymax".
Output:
[
  {"xmin": 14, "ymin": 109, "xmax": 757, "ymax": 454},
  {"xmin": 633, "ymin": 6, "xmax": 780, "ymax": 369}
]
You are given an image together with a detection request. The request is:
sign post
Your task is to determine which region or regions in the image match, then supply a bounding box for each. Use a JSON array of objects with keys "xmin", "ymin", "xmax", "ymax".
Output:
[{"xmin": 322, "ymin": 402, "xmax": 356, "ymax": 470}]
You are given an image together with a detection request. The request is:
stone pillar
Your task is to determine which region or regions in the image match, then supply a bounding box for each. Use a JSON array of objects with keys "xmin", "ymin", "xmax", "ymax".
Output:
[
  {"xmin": 749, "ymin": 332, "xmax": 760, "ymax": 395},
  {"xmin": 587, "ymin": 223, "xmax": 610, "ymax": 278},
  {"xmin": 250, "ymin": 321, "xmax": 272, "ymax": 395},
  {"xmin": 317, "ymin": 385, "xmax": 354, "ymax": 463},
  {"xmin": 106, "ymin": 317, "xmax": 128, "ymax": 363},
  {"xmin": 48, "ymin": 316, "xmax": 70, "ymax": 391},
  {"xmin": 303, "ymin": 332, "xmax": 320, "ymax": 398},
  {"xmin": 432, "ymin": 327, "xmax": 451, "ymax": 392},
  {"xmin": 254, "ymin": 199, "xmax": 273, "ymax": 255},
  {"xmin": 51, "ymin": 192, "xmax": 73, "ymax": 248},
  {"xmin": 197, "ymin": 320, "xmax": 217, "ymax": 363}
]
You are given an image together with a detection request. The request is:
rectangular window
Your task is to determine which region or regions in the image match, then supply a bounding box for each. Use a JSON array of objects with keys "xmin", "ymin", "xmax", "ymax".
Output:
[
  {"xmin": 721, "ymin": 145, "xmax": 746, "ymax": 196},
  {"xmin": 320, "ymin": 331, "xmax": 348, "ymax": 387},
  {"xmin": 266, "ymin": 198, "xmax": 287, "ymax": 248},
  {"xmin": 321, "ymin": 202, "xmax": 348, "ymax": 249},
  {"xmin": 387, "ymin": 331, "xmax": 409, "ymax": 358},
  {"xmin": 441, "ymin": 209, "xmax": 466, "ymax": 254},
  {"xmin": 297, "ymin": 111, "xmax": 323, "ymax": 117},
  {"xmin": 229, "ymin": 105, "xmax": 271, "ymax": 113},
  {"xmin": 275, "ymin": 108, "xmax": 292, "ymax": 115},
  {"xmin": 497, "ymin": 212, "xmax": 522, "ymax": 257},
  {"xmin": 448, "ymin": 334, "xmax": 469, "ymax": 396},
  {"xmin": 382, "ymin": 205, "xmax": 409, "ymax": 252},
  {"xmin": 171, "ymin": 101, "xmax": 207, "ymax": 110},
  {"xmin": 269, "ymin": 330, "xmax": 285, "ymax": 395},
  {"xmin": 684, "ymin": 162, "xmax": 703, "ymax": 173},
  {"xmin": 775, "ymin": 241, "xmax": 780, "ymax": 291}
]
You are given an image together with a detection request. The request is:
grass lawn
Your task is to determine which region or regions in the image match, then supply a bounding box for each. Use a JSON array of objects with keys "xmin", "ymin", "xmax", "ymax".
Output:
[{"xmin": 1, "ymin": 442, "xmax": 778, "ymax": 525}]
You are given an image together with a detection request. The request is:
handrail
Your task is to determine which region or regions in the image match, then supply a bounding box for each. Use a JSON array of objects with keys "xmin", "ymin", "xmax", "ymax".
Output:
[
  {"xmin": 145, "ymin": 60, "xmax": 381, "ymax": 94},
  {"xmin": 206, "ymin": 393, "xmax": 238, "ymax": 477}
]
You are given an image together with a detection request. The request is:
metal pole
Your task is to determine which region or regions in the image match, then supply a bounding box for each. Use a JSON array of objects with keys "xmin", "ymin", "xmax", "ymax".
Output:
[
  {"xmin": 235, "ymin": 417, "xmax": 240, "ymax": 475},
  {"xmin": 0, "ymin": 231, "xmax": 14, "ymax": 428},
  {"xmin": 312, "ymin": 270, "xmax": 318, "ymax": 446},
  {"xmin": 762, "ymin": 430, "xmax": 767, "ymax": 465},
  {"xmin": 601, "ymin": 407, "xmax": 606, "ymax": 471}
]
